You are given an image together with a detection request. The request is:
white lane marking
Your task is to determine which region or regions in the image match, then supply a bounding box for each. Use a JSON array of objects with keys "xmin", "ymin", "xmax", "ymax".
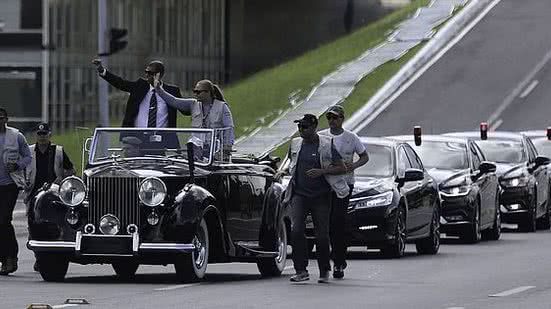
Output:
[
  {"xmin": 13, "ymin": 209, "xmax": 26, "ymax": 215},
  {"xmin": 154, "ymin": 283, "xmax": 200, "ymax": 291},
  {"xmin": 519, "ymin": 80, "xmax": 539, "ymax": 99},
  {"xmin": 489, "ymin": 286, "xmax": 535, "ymax": 297},
  {"xmin": 354, "ymin": 0, "xmax": 502, "ymax": 133},
  {"xmin": 489, "ymin": 119, "xmax": 503, "ymax": 131},
  {"xmin": 284, "ymin": 265, "xmax": 294, "ymax": 272},
  {"xmin": 52, "ymin": 305, "xmax": 79, "ymax": 308},
  {"xmin": 445, "ymin": 307, "xmax": 465, "ymax": 309},
  {"xmin": 488, "ymin": 50, "xmax": 551, "ymax": 126}
]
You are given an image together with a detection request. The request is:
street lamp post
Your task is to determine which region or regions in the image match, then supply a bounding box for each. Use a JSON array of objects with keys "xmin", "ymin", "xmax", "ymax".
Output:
[{"xmin": 97, "ymin": 0, "xmax": 109, "ymax": 127}]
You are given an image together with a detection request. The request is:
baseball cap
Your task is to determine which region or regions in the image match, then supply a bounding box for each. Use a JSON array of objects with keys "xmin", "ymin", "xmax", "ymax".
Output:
[
  {"xmin": 36, "ymin": 123, "xmax": 51, "ymax": 133},
  {"xmin": 326, "ymin": 105, "xmax": 345, "ymax": 118},
  {"xmin": 293, "ymin": 114, "xmax": 318, "ymax": 127}
]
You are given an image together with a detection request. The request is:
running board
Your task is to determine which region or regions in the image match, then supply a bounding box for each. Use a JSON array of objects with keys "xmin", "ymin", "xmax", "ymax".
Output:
[{"xmin": 235, "ymin": 242, "xmax": 279, "ymax": 258}]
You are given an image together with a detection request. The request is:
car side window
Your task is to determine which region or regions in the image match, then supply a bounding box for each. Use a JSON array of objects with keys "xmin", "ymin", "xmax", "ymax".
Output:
[
  {"xmin": 525, "ymin": 138, "xmax": 537, "ymax": 163},
  {"xmin": 469, "ymin": 142, "xmax": 482, "ymax": 170},
  {"xmin": 397, "ymin": 147, "xmax": 412, "ymax": 176},
  {"xmin": 404, "ymin": 145, "xmax": 423, "ymax": 170}
]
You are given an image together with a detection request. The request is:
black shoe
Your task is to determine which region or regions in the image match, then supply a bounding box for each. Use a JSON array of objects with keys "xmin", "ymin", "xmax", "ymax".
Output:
[
  {"xmin": 333, "ymin": 266, "xmax": 344, "ymax": 279},
  {"xmin": 0, "ymin": 257, "xmax": 18, "ymax": 275},
  {"xmin": 33, "ymin": 261, "xmax": 40, "ymax": 272},
  {"xmin": 290, "ymin": 271, "xmax": 309, "ymax": 282},
  {"xmin": 318, "ymin": 271, "xmax": 330, "ymax": 283}
]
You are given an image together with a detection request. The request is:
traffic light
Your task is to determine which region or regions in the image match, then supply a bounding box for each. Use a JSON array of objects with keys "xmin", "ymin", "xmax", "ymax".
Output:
[{"xmin": 109, "ymin": 28, "xmax": 128, "ymax": 55}]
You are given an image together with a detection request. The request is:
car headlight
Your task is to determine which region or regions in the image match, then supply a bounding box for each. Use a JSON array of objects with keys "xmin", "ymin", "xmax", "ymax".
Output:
[
  {"xmin": 500, "ymin": 176, "xmax": 529, "ymax": 188},
  {"xmin": 139, "ymin": 177, "xmax": 167, "ymax": 207},
  {"xmin": 440, "ymin": 185, "xmax": 471, "ymax": 196},
  {"xmin": 58, "ymin": 176, "xmax": 86, "ymax": 206},
  {"xmin": 351, "ymin": 191, "xmax": 393, "ymax": 209}
]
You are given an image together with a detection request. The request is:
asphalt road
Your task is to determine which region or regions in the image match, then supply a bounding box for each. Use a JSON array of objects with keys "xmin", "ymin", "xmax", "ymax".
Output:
[
  {"xmin": 358, "ymin": 0, "xmax": 551, "ymax": 136},
  {"xmin": 6, "ymin": 0, "xmax": 551, "ymax": 308}
]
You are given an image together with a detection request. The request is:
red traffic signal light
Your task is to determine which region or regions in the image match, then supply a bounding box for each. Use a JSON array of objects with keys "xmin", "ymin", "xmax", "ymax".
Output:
[
  {"xmin": 109, "ymin": 28, "xmax": 128, "ymax": 55},
  {"xmin": 480, "ymin": 122, "xmax": 488, "ymax": 140},
  {"xmin": 414, "ymin": 126, "xmax": 422, "ymax": 146}
]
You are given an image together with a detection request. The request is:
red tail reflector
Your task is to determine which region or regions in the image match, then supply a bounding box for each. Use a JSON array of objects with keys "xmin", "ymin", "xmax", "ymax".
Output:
[
  {"xmin": 480, "ymin": 122, "xmax": 488, "ymax": 140},
  {"xmin": 414, "ymin": 126, "xmax": 422, "ymax": 146}
]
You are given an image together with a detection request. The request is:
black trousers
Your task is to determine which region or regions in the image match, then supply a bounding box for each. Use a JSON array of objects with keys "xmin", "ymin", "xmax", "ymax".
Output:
[
  {"xmin": 330, "ymin": 185, "xmax": 354, "ymax": 268},
  {"xmin": 0, "ymin": 184, "xmax": 20, "ymax": 259},
  {"xmin": 290, "ymin": 193, "xmax": 331, "ymax": 274}
]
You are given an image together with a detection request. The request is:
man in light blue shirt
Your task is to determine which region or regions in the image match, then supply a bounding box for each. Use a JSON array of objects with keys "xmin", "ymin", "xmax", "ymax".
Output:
[{"xmin": 0, "ymin": 108, "xmax": 32, "ymax": 275}]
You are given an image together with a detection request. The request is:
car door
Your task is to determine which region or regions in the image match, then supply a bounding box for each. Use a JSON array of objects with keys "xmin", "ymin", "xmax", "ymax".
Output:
[
  {"xmin": 526, "ymin": 137, "xmax": 548, "ymax": 216},
  {"xmin": 396, "ymin": 146, "xmax": 424, "ymax": 237},
  {"xmin": 404, "ymin": 144, "xmax": 434, "ymax": 236},
  {"xmin": 470, "ymin": 141, "xmax": 493, "ymax": 227},
  {"xmin": 226, "ymin": 167, "xmax": 263, "ymax": 241}
]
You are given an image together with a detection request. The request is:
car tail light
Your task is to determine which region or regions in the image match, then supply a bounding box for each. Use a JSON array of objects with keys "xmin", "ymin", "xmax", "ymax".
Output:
[
  {"xmin": 414, "ymin": 126, "xmax": 422, "ymax": 146},
  {"xmin": 480, "ymin": 122, "xmax": 488, "ymax": 140},
  {"xmin": 547, "ymin": 127, "xmax": 551, "ymax": 140}
]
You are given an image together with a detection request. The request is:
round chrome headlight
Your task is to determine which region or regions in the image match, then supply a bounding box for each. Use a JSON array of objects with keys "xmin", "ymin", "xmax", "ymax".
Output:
[
  {"xmin": 139, "ymin": 177, "xmax": 167, "ymax": 207},
  {"xmin": 99, "ymin": 214, "xmax": 120, "ymax": 235},
  {"xmin": 59, "ymin": 176, "xmax": 86, "ymax": 206}
]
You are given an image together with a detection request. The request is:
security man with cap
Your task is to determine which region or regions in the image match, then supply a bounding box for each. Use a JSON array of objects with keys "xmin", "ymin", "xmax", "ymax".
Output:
[
  {"xmin": 0, "ymin": 107, "xmax": 32, "ymax": 275},
  {"xmin": 279, "ymin": 114, "xmax": 348, "ymax": 284},
  {"xmin": 320, "ymin": 105, "xmax": 369, "ymax": 279},
  {"xmin": 25, "ymin": 123, "xmax": 75, "ymax": 272}
]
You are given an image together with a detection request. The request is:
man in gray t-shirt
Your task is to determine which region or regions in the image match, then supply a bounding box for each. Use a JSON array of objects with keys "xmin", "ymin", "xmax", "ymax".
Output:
[{"xmin": 320, "ymin": 105, "xmax": 369, "ymax": 279}]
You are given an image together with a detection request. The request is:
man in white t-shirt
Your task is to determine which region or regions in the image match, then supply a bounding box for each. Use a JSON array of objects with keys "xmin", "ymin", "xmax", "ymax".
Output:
[{"xmin": 320, "ymin": 105, "xmax": 369, "ymax": 279}]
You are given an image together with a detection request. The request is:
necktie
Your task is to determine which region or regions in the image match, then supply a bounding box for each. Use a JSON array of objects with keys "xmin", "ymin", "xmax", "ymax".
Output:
[{"xmin": 147, "ymin": 89, "xmax": 157, "ymax": 127}]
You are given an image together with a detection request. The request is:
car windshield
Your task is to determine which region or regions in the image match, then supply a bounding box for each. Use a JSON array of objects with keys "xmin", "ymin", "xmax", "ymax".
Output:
[
  {"xmin": 355, "ymin": 144, "xmax": 394, "ymax": 177},
  {"xmin": 89, "ymin": 128, "xmax": 229, "ymax": 165},
  {"xmin": 407, "ymin": 141, "xmax": 468, "ymax": 170},
  {"xmin": 531, "ymin": 138, "xmax": 551, "ymax": 158},
  {"xmin": 474, "ymin": 139, "xmax": 525, "ymax": 163}
]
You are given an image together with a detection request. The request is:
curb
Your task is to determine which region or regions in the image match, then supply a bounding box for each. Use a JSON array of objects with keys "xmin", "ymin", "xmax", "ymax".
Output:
[{"xmin": 345, "ymin": 0, "xmax": 495, "ymax": 132}]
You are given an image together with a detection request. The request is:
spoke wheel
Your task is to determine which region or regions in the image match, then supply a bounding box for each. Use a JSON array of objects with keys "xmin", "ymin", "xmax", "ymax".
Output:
[
  {"xmin": 381, "ymin": 207, "xmax": 406, "ymax": 258},
  {"xmin": 257, "ymin": 220, "xmax": 288, "ymax": 277},
  {"xmin": 174, "ymin": 217, "xmax": 209, "ymax": 283},
  {"xmin": 36, "ymin": 253, "xmax": 69, "ymax": 282},
  {"xmin": 416, "ymin": 207, "xmax": 440, "ymax": 255},
  {"xmin": 112, "ymin": 261, "xmax": 139, "ymax": 280}
]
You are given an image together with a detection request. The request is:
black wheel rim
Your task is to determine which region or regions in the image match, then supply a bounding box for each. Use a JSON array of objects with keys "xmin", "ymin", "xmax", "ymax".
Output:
[
  {"xmin": 397, "ymin": 209, "xmax": 406, "ymax": 255},
  {"xmin": 433, "ymin": 210, "xmax": 440, "ymax": 249}
]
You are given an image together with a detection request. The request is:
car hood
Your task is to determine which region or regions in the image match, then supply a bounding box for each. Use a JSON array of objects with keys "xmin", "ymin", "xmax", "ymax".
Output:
[
  {"xmin": 426, "ymin": 168, "xmax": 467, "ymax": 185},
  {"xmin": 352, "ymin": 176, "xmax": 395, "ymax": 198},
  {"xmin": 494, "ymin": 163, "xmax": 524, "ymax": 178}
]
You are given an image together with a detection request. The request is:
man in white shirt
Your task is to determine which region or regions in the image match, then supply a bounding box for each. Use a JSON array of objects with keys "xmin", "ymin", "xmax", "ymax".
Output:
[{"xmin": 320, "ymin": 105, "xmax": 369, "ymax": 279}]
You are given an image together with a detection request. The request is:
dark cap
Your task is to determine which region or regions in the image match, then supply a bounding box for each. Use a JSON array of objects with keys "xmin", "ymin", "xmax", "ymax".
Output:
[
  {"xmin": 326, "ymin": 105, "xmax": 345, "ymax": 118},
  {"xmin": 293, "ymin": 114, "xmax": 318, "ymax": 127},
  {"xmin": 36, "ymin": 123, "xmax": 51, "ymax": 133}
]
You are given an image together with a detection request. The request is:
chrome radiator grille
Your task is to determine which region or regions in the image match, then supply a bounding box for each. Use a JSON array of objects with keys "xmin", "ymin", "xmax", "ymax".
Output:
[{"xmin": 88, "ymin": 177, "xmax": 140, "ymax": 232}]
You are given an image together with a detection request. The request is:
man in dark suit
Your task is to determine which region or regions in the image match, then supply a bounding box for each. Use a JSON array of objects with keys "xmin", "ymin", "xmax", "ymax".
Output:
[{"xmin": 92, "ymin": 59, "xmax": 183, "ymax": 128}]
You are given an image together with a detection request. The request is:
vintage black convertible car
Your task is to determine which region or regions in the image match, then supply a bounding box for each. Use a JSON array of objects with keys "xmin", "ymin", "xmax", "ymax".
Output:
[
  {"xmin": 283, "ymin": 137, "xmax": 441, "ymax": 258},
  {"xmin": 27, "ymin": 128, "xmax": 288, "ymax": 282},
  {"xmin": 391, "ymin": 134, "xmax": 500, "ymax": 243},
  {"xmin": 446, "ymin": 130, "xmax": 551, "ymax": 232}
]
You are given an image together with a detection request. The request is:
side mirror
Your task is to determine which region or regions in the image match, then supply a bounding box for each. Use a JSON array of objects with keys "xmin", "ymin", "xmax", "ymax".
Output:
[
  {"xmin": 479, "ymin": 161, "xmax": 496, "ymax": 174},
  {"xmin": 401, "ymin": 168, "xmax": 424, "ymax": 182},
  {"xmin": 535, "ymin": 156, "xmax": 551, "ymax": 167}
]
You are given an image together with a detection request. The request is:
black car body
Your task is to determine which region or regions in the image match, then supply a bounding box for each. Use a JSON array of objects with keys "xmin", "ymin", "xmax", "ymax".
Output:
[
  {"xmin": 445, "ymin": 131, "xmax": 551, "ymax": 232},
  {"xmin": 391, "ymin": 135, "xmax": 500, "ymax": 242},
  {"xmin": 282, "ymin": 137, "xmax": 441, "ymax": 258},
  {"xmin": 27, "ymin": 128, "xmax": 288, "ymax": 282}
]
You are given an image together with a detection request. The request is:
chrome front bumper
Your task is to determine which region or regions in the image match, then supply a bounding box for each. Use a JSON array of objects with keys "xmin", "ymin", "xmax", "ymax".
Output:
[{"xmin": 27, "ymin": 232, "xmax": 195, "ymax": 256}]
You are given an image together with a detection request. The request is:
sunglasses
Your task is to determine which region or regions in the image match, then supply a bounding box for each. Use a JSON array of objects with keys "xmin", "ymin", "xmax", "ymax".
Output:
[
  {"xmin": 36, "ymin": 131, "xmax": 49, "ymax": 136},
  {"xmin": 297, "ymin": 123, "xmax": 312, "ymax": 130},
  {"xmin": 144, "ymin": 70, "xmax": 159, "ymax": 76},
  {"xmin": 193, "ymin": 89, "xmax": 208, "ymax": 95},
  {"xmin": 0, "ymin": 116, "xmax": 6, "ymax": 120},
  {"xmin": 326, "ymin": 114, "xmax": 341, "ymax": 120}
]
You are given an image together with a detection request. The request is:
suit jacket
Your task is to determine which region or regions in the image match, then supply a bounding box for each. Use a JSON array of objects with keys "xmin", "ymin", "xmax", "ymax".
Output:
[{"xmin": 101, "ymin": 70, "xmax": 183, "ymax": 127}]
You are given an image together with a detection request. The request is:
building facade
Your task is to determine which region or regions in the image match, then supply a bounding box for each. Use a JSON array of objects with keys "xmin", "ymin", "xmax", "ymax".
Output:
[{"xmin": 1, "ymin": 0, "xmax": 402, "ymax": 132}]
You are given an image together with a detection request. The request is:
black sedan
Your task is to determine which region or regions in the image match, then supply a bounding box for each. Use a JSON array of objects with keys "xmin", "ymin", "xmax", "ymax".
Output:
[
  {"xmin": 286, "ymin": 137, "xmax": 441, "ymax": 258},
  {"xmin": 391, "ymin": 134, "xmax": 500, "ymax": 243},
  {"xmin": 445, "ymin": 131, "xmax": 551, "ymax": 232},
  {"xmin": 27, "ymin": 128, "xmax": 288, "ymax": 282}
]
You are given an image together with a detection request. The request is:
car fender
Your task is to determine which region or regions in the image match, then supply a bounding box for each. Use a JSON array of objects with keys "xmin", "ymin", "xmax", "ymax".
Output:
[{"xmin": 259, "ymin": 182, "xmax": 285, "ymax": 249}]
